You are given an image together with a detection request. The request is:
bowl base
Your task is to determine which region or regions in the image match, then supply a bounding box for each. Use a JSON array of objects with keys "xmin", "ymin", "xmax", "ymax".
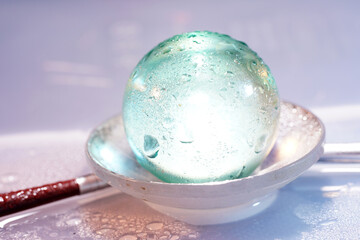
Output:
[{"xmin": 145, "ymin": 191, "xmax": 277, "ymax": 225}]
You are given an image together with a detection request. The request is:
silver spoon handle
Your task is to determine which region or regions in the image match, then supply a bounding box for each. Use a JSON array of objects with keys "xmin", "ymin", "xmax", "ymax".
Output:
[{"xmin": 321, "ymin": 143, "xmax": 360, "ymax": 162}]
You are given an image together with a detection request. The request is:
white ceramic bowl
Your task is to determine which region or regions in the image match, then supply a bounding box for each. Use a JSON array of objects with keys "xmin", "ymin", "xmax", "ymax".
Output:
[{"xmin": 86, "ymin": 101, "xmax": 325, "ymax": 225}]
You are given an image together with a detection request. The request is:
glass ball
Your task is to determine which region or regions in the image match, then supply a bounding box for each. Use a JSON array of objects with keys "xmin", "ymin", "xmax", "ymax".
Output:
[{"xmin": 123, "ymin": 31, "xmax": 280, "ymax": 183}]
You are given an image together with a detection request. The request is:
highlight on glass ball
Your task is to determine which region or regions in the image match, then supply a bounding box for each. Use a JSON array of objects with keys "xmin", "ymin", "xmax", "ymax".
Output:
[{"xmin": 122, "ymin": 31, "xmax": 280, "ymax": 183}]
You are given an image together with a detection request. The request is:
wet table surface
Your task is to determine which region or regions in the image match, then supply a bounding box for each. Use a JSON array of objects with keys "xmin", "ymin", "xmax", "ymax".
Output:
[{"xmin": 1, "ymin": 1, "xmax": 360, "ymax": 239}]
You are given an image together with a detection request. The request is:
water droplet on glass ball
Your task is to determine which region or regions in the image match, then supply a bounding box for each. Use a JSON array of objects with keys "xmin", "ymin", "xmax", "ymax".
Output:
[
  {"xmin": 225, "ymin": 70, "xmax": 234, "ymax": 76},
  {"xmin": 163, "ymin": 117, "xmax": 174, "ymax": 128},
  {"xmin": 254, "ymin": 134, "xmax": 268, "ymax": 154},
  {"xmin": 177, "ymin": 124, "xmax": 194, "ymax": 144},
  {"xmin": 144, "ymin": 135, "xmax": 159, "ymax": 158}
]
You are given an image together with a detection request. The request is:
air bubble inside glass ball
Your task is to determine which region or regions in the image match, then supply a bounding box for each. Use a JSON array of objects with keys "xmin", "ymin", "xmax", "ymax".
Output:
[{"xmin": 123, "ymin": 31, "xmax": 280, "ymax": 183}]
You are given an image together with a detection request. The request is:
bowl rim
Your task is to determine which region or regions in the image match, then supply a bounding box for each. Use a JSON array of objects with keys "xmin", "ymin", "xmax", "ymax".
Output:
[{"xmin": 86, "ymin": 101, "xmax": 325, "ymax": 192}]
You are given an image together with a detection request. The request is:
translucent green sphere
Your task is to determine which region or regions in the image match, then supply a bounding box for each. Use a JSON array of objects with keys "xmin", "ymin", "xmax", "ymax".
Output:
[{"xmin": 123, "ymin": 31, "xmax": 279, "ymax": 183}]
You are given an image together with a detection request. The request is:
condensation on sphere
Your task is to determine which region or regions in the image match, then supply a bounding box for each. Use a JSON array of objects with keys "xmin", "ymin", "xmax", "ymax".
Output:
[{"xmin": 123, "ymin": 31, "xmax": 280, "ymax": 183}]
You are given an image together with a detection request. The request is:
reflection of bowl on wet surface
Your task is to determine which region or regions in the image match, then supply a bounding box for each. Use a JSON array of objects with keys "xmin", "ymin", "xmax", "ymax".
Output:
[{"xmin": 86, "ymin": 101, "xmax": 324, "ymax": 225}]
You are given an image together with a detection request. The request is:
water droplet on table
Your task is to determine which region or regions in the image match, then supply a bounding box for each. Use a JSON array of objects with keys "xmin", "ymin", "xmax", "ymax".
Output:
[
  {"xmin": 119, "ymin": 234, "xmax": 137, "ymax": 240},
  {"xmin": 146, "ymin": 222, "xmax": 164, "ymax": 231},
  {"xmin": 0, "ymin": 173, "xmax": 18, "ymax": 184},
  {"xmin": 49, "ymin": 232, "xmax": 58, "ymax": 238},
  {"xmin": 137, "ymin": 232, "xmax": 147, "ymax": 238},
  {"xmin": 65, "ymin": 218, "xmax": 81, "ymax": 226},
  {"xmin": 96, "ymin": 228, "xmax": 116, "ymax": 235}
]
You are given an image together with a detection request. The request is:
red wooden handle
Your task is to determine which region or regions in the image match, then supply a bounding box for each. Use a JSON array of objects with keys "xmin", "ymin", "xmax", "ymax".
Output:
[{"xmin": 0, "ymin": 179, "xmax": 80, "ymax": 217}]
